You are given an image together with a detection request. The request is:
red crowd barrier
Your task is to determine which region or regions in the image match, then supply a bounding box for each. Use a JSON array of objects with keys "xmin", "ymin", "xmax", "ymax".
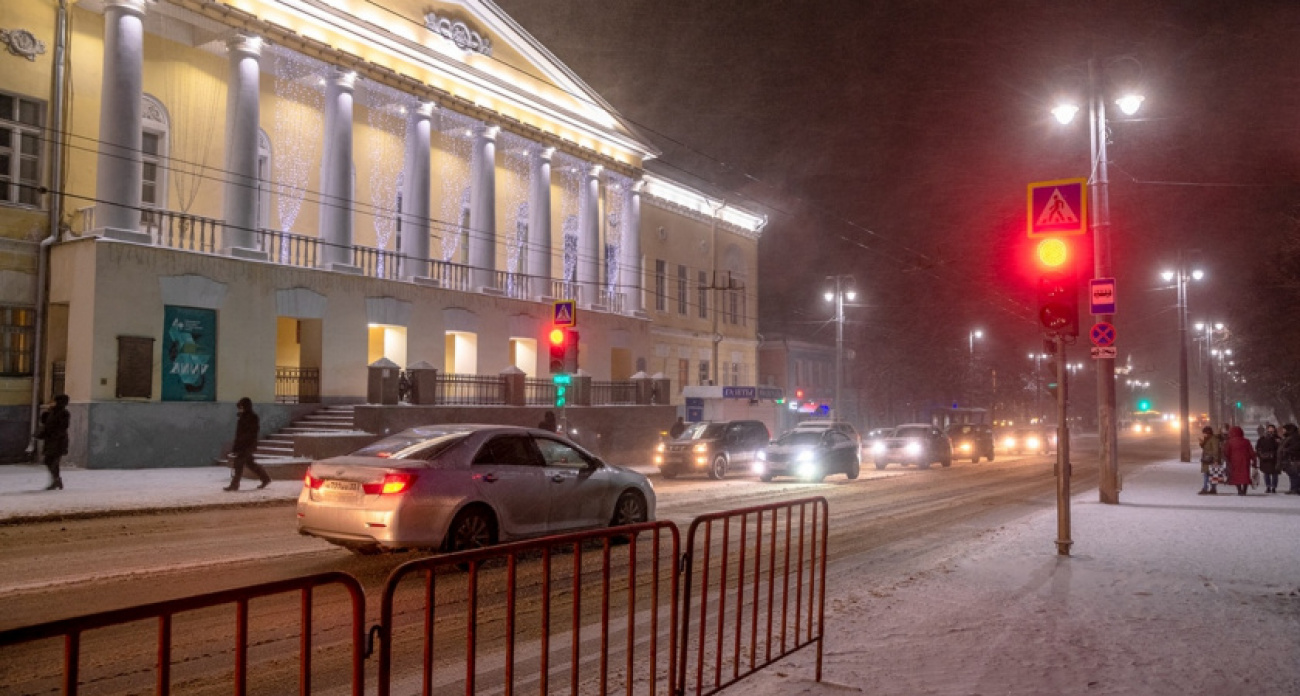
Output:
[
  {"xmin": 375, "ymin": 520, "xmax": 679, "ymax": 696},
  {"xmin": 0, "ymin": 571, "xmax": 366, "ymax": 696},
  {"xmin": 677, "ymin": 497, "xmax": 829, "ymax": 696}
]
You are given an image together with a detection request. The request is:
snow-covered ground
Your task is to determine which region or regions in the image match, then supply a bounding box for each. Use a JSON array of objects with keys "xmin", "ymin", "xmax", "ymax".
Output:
[{"xmin": 730, "ymin": 460, "xmax": 1300, "ymax": 696}]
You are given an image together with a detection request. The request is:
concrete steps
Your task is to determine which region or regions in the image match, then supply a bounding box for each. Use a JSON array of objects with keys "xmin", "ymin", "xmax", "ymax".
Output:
[{"xmin": 254, "ymin": 405, "xmax": 358, "ymax": 459}]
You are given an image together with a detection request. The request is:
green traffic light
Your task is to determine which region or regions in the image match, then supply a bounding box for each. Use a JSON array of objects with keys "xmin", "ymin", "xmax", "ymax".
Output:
[{"xmin": 1137, "ymin": 399, "xmax": 1152, "ymax": 412}]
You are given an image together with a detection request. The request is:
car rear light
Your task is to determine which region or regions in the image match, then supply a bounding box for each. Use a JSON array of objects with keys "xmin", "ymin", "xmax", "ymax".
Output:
[
  {"xmin": 363, "ymin": 472, "xmax": 417, "ymax": 495},
  {"xmin": 305, "ymin": 473, "xmax": 325, "ymax": 489}
]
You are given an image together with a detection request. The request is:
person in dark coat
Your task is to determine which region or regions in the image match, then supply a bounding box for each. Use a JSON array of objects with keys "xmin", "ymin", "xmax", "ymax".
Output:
[
  {"xmin": 1280, "ymin": 423, "xmax": 1300, "ymax": 495},
  {"xmin": 35, "ymin": 394, "xmax": 70, "ymax": 490},
  {"xmin": 669, "ymin": 416, "xmax": 686, "ymax": 438},
  {"xmin": 1222, "ymin": 426, "xmax": 1255, "ymax": 496},
  {"xmin": 225, "ymin": 397, "xmax": 271, "ymax": 491},
  {"xmin": 1198, "ymin": 426, "xmax": 1223, "ymax": 495},
  {"xmin": 538, "ymin": 410, "xmax": 558, "ymax": 433},
  {"xmin": 1256, "ymin": 424, "xmax": 1282, "ymax": 493}
]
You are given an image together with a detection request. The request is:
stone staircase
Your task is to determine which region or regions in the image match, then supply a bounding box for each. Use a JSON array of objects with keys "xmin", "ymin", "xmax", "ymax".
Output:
[{"xmin": 255, "ymin": 404, "xmax": 359, "ymax": 461}]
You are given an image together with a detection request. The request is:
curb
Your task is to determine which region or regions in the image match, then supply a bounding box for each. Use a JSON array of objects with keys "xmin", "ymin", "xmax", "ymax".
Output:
[{"xmin": 0, "ymin": 497, "xmax": 297, "ymax": 526}]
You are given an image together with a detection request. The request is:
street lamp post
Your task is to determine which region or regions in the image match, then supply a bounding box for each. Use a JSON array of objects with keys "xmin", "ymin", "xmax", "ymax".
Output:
[
  {"xmin": 969, "ymin": 329, "xmax": 983, "ymax": 355},
  {"xmin": 824, "ymin": 276, "xmax": 856, "ymax": 422},
  {"xmin": 1195, "ymin": 322, "xmax": 1226, "ymax": 427},
  {"xmin": 1161, "ymin": 259, "xmax": 1203, "ymax": 462},
  {"xmin": 1053, "ymin": 59, "xmax": 1144, "ymax": 505},
  {"xmin": 1028, "ymin": 352, "xmax": 1049, "ymax": 423}
]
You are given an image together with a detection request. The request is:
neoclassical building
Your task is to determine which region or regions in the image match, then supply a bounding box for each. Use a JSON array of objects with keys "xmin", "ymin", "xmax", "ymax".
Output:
[{"xmin": 0, "ymin": 0, "xmax": 765, "ymax": 466}]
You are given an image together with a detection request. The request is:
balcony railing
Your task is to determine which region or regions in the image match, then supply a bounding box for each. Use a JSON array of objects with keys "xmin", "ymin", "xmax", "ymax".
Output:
[
  {"xmin": 257, "ymin": 229, "xmax": 321, "ymax": 269},
  {"xmin": 550, "ymin": 280, "xmax": 582, "ymax": 304},
  {"xmin": 430, "ymin": 260, "xmax": 472, "ymax": 292}
]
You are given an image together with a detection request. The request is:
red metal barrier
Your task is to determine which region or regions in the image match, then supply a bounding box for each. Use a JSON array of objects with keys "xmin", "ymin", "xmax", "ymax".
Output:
[
  {"xmin": 0, "ymin": 571, "xmax": 366, "ymax": 696},
  {"xmin": 375, "ymin": 520, "xmax": 679, "ymax": 696},
  {"xmin": 677, "ymin": 497, "xmax": 828, "ymax": 696}
]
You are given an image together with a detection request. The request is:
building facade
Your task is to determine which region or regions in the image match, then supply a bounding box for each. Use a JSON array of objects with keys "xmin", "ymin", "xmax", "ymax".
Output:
[{"xmin": 0, "ymin": 0, "xmax": 765, "ymax": 467}]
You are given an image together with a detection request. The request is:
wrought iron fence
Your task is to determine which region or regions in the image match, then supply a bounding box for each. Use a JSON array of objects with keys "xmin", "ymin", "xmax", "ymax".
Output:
[
  {"xmin": 592, "ymin": 379, "xmax": 637, "ymax": 405},
  {"xmin": 275, "ymin": 366, "xmax": 321, "ymax": 404},
  {"xmin": 435, "ymin": 373, "xmax": 506, "ymax": 405},
  {"xmin": 524, "ymin": 377, "xmax": 557, "ymax": 406}
]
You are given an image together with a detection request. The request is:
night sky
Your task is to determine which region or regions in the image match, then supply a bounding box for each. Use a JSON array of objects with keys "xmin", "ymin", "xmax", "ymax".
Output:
[{"xmin": 494, "ymin": 0, "xmax": 1300, "ymax": 415}]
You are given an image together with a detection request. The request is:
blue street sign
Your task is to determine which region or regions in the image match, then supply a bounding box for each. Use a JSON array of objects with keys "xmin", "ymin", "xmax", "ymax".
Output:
[
  {"xmin": 552, "ymin": 300, "xmax": 576, "ymax": 327},
  {"xmin": 1090, "ymin": 322, "xmax": 1116, "ymax": 348},
  {"xmin": 1028, "ymin": 178, "xmax": 1088, "ymax": 237},
  {"xmin": 1090, "ymin": 278, "xmax": 1116, "ymax": 314}
]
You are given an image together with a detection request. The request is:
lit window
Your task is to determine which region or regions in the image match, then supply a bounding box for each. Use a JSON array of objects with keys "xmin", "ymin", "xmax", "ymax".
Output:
[{"xmin": 0, "ymin": 305, "xmax": 35, "ymax": 376}]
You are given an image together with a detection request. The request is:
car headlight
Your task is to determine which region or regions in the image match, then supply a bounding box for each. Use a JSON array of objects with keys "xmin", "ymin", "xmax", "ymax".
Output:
[
  {"xmin": 904, "ymin": 441, "xmax": 922, "ymax": 456},
  {"xmin": 797, "ymin": 450, "xmax": 815, "ymax": 462},
  {"xmin": 1132, "ymin": 424, "xmax": 1142, "ymax": 433},
  {"xmin": 752, "ymin": 462, "xmax": 765, "ymax": 474},
  {"xmin": 871, "ymin": 442, "xmax": 886, "ymax": 455},
  {"xmin": 797, "ymin": 461, "xmax": 818, "ymax": 478},
  {"xmin": 757, "ymin": 450, "xmax": 767, "ymax": 461},
  {"xmin": 694, "ymin": 443, "xmax": 709, "ymax": 453},
  {"xmin": 1026, "ymin": 437, "xmax": 1041, "ymax": 450},
  {"xmin": 960, "ymin": 442, "xmax": 972, "ymax": 452},
  {"xmin": 1003, "ymin": 437, "xmax": 1017, "ymax": 449},
  {"xmin": 656, "ymin": 442, "xmax": 665, "ymax": 453}
]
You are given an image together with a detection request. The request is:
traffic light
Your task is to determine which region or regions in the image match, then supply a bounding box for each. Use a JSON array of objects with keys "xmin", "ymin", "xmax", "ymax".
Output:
[
  {"xmin": 1034, "ymin": 237, "xmax": 1079, "ymax": 337},
  {"xmin": 564, "ymin": 329, "xmax": 579, "ymax": 373},
  {"xmin": 548, "ymin": 328, "xmax": 566, "ymax": 373},
  {"xmin": 1137, "ymin": 398, "xmax": 1152, "ymax": 412}
]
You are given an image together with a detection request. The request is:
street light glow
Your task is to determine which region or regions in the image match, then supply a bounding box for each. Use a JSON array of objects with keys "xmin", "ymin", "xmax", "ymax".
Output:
[
  {"xmin": 1160, "ymin": 270, "xmax": 1174, "ymax": 282},
  {"xmin": 1051, "ymin": 103, "xmax": 1079, "ymax": 125},
  {"xmin": 1191, "ymin": 269, "xmax": 1204, "ymax": 280},
  {"xmin": 1115, "ymin": 94, "xmax": 1144, "ymax": 115},
  {"xmin": 824, "ymin": 292, "xmax": 834, "ymax": 302},
  {"xmin": 845, "ymin": 290, "xmax": 857, "ymax": 301}
]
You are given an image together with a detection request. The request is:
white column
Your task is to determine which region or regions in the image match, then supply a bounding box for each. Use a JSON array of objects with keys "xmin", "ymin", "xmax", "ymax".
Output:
[
  {"xmin": 400, "ymin": 101, "xmax": 434, "ymax": 279},
  {"xmin": 528, "ymin": 146, "xmax": 554, "ymax": 298},
  {"xmin": 622, "ymin": 180, "xmax": 644, "ymax": 313},
  {"xmin": 94, "ymin": 0, "xmax": 148, "ymax": 239},
  {"xmin": 222, "ymin": 34, "xmax": 263, "ymax": 255},
  {"xmin": 577, "ymin": 162, "xmax": 602, "ymax": 300},
  {"xmin": 319, "ymin": 68, "xmax": 356, "ymax": 269},
  {"xmin": 468, "ymin": 124, "xmax": 499, "ymax": 290}
]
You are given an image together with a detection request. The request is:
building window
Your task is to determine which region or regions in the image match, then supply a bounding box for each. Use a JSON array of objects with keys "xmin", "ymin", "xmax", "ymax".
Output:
[
  {"xmin": 677, "ymin": 264, "xmax": 688, "ymax": 315},
  {"xmin": 654, "ymin": 260, "xmax": 666, "ymax": 311},
  {"xmin": 729, "ymin": 362, "xmax": 740, "ymax": 386},
  {"xmin": 730, "ymin": 290, "xmax": 740, "ymax": 325},
  {"xmin": 0, "ymin": 305, "xmax": 35, "ymax": 376},
  {"xmin": 140, "ymin": 95, "xmax": 170, "ymax": 231},
  {"xmin": 677, "ymin": 358, "xmax": 688, "ymax": 393},
  {"xmin": 0, "ymin": 92, "xmax": 44, "ymax": 208},
  {"xmin": 698, "ymin": 271, "xmax": 708, "ymax": 319},
  {"xmin": 698, "ymin": 360, "xmax": 710, "ymax": 386}
]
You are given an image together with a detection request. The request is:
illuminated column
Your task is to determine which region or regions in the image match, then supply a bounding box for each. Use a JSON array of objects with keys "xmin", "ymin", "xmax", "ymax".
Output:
[
  {"xmin": 319, "ymin": 68, "xmax": 356, "ymax": 269},
  {"xmin": 400, "ymin": 101, "xmax": 434, "ymax": 279},
  {"xmin": 527, "ymin": 146, "xmax": 554, "ymax": 298},
  {"xmin": 94, "ymin": 0, "xmax": 148, "ymax": 239},
  {"xmin": 222, "ymin": 34, "xmax": 263, "ymax": 254},
  {"xmin": 577, "ymin": 162, "xmax": 602, "ymax": 297},
  {"xmin": 468, "ymin": 124, "xmax": 499, "ymax": 289},
  {"xmin": 621, "ymin": 180, "xmax": 644, "ymax": 312}
]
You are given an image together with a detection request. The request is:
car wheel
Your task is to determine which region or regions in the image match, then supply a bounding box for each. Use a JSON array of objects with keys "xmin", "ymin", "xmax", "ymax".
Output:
[
  {"xmin": 759, "ymin": 473, "xmax": 774, "ymax": 482},
  {"xmin": 874, "ymin": 461, "xmax": 887, "ymax": 470},
  {"xmin": 443, "ymin": 507, "xmax": 496, "ymax": 554},
  {"xmin": 610, "ymin": 490, "xmax": 648, "ymax": 527},
  {"xmin": 707, "ymin": 454, "xmax": 728, "ymax": 481},
  {"xmin": 917, "ymin": 461, "xmax": 931, "ymax": 470},
  {"xmin": 970, "ymin": 455, "xmax": 979, "ymax": 464},
  {"xmin": 987, "ymin": 452, "xmax": 995, "ymax": 462},
  {"xmin": 846, "ymin": 457, "xmax": 860, "ymax": 480},
  {"xmin": 941, "ymin": 456, "xmax": 953, "ymax": 468}
]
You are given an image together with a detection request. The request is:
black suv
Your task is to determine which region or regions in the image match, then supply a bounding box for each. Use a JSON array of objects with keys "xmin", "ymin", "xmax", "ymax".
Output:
[
  {"xmin": 947, "ymin": 423, "xmax": 994, "ymax": 463},
  {"xmin": 655, "ymin": 420, "xmax": 771, "ymax": 480}
]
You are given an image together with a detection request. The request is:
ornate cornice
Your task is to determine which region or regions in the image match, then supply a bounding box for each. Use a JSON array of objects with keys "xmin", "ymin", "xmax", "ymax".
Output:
[
  {"xmin": 641, "ymin": 193, "xmax": 763, "ymax": 240},
  {"xmin": 0, "ymin": 29, "xmax": 46, "ymax": 62},
  {"xmin": 423, "ymin": 12, "xmax": 492, "ymax": 56}
]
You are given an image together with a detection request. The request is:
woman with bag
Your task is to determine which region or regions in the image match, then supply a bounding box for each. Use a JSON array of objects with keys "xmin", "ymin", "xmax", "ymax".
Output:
[
  {"xmin": 1222, "ymin": 426, "xmax": 1255, "ymax": 496},
  {"xmin": 1198, "ymin": 426, "xmax": 1223, "ymax": 495},
  {"xmin": 1256, "ymin": 424, "xmax": 1281, "ymax": 493}
]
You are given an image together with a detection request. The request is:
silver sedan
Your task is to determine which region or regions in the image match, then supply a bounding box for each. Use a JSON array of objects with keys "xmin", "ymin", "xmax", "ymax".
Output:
[{"xmin": 296, "ymin": 424, "xmax": 656, "ymax": 555}]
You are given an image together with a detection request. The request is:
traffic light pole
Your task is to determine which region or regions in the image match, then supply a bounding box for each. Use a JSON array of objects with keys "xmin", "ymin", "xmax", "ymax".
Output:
[
  {"xmin": 1089, "ymin": 60, "xmax": 1121, "ymax": 505},
  {"xmin": 1055, "ymin": 337, "xmax": 1072, "ymax": 556}
]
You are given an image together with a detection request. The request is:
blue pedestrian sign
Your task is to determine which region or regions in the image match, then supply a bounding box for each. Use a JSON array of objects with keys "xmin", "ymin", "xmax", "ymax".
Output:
[
  {"xmin": 1028, "ymin": 178, "xmax": 1088, "ymax": 237},
  {"xmin": 552, "ymin": 300, "xmax": 576, "ymax": 327},
  {"xmin": 1090, "ymin": 322, "xmax": 1116, "ymax": 348},
  {"xmin": 1089, "ymin": 278, "xmax": 1116, "ymax": 314}
]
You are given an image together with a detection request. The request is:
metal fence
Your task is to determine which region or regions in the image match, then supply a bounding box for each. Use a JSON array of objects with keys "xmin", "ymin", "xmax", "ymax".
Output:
[
  {"xmin": 0, "ymin": 572, "xmax": 367, "ymax": 696},
  {"xmin": 436, "ymin": 373, "xmax": 507, "ymax": 405},
  {"xmin": 523, "ymin": 377, "xmax": 557, "ymax": 406},
  {"xmin": 678, "ymin": 497, "xmax": 829, "ymax": 696},
  {"xmin": 591, "ymin": 380, "xmax": 637, "ymax": 405},
  {"xmin": 275, "ymin": 366, "xmax": 321, "ymax": 404}
]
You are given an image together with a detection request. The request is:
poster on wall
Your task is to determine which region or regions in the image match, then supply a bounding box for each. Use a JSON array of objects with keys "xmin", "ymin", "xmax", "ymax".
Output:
[{"xmin": 162, "ymin": 305, "xmax": 216, "ymax": 401}]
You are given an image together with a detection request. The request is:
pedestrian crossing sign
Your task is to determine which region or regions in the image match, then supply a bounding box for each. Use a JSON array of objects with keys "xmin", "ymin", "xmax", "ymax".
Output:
[
  {"xmin": 1027, "ymin": 178, "xmax": 1088, "ymax": 237},
  {"xmin": 552, "ymin": 300, "xmax": 576, "ymax": 327}
]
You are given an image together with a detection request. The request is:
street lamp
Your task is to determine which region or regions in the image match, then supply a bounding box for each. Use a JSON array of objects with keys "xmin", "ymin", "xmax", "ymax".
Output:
[
  {"xmin": 969, "ymin": 329, "xmax": 983, "ymax": 355},
  {"xmin": 1053, "ymin": 58, "xmax": 1145, "ymax": 505},
  {"xmin": 1194, "ymin": 321, "xmax": 1227, "ymax": 426},
  {"xmin": 824, "ymin": 275, "xmax": 856, "ymax": 422},
  {"xmin": 1160, "ymin": 256, "xmax": 1203, "ymax": 462}
]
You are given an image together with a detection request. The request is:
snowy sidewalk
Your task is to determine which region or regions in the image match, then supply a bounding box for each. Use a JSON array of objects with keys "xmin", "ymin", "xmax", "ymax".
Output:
[{"xmin": 732, "ymin": 460, "xmax": 1300, "ymax": 696}]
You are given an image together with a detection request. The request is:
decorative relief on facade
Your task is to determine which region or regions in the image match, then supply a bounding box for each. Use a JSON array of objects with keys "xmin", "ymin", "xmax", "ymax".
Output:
[
  {"xmin": 0, "ymin": 28, "xmax": 46, "ymax": 62},
  {"xmin": 423, "ymin": 12, "xmax": 492, "ymax": 56}
]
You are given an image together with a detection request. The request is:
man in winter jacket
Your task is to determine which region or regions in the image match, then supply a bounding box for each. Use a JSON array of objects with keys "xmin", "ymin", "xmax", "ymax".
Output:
[
  {"xmin": 225, "ymin": 397, "xmax": 272, "ymax": 491},
  {"xmin": 35, "ymin": 394, "xmax": 70, "ymax": 490}
]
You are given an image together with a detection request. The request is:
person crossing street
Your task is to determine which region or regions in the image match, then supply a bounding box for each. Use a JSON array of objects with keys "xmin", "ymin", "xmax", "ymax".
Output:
[{"xmin": 225, "ymin": 397, "xmax": 271, "ymax": 492}]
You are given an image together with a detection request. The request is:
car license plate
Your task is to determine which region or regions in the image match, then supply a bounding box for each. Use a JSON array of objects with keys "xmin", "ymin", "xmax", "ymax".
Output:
[{"xmin": 321, "ymin": 480, "xmax": 360, "ymax": 498}]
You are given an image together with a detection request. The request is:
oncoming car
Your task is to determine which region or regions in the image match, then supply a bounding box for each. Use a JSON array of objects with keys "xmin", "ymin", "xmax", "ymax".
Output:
[
  {"xmin": 871, "ymin": 424, "xmax": 953, "ymax": 469},
  {"xmin": 752, "ymin": 428, "xmax": 861, "ymax": 482},
  {"xmin": 296, "ymin": 424, "xmax": 655, "ymax": 555},
  {"xmin": 654, "ymin": 420, "xmax": 770, "ymax": 480},
  {"xmin": 947, "ymin": 423, "xmax": 994, "ymax": 463},
  {"xmin": 999, "ymin": 427, "xmax": 1055, "ymax": 455}
]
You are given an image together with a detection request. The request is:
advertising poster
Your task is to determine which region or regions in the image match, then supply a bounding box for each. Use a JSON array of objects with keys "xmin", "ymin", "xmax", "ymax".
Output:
[{"xmin": 162, "ymin": 305, "xmax": 217, "ymax": 401}]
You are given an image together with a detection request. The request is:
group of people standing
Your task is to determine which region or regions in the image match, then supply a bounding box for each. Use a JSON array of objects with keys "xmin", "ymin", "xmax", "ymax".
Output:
[{"xmin": 1198, "ymin": 422, "xmax": 1300, "ymax": 495}]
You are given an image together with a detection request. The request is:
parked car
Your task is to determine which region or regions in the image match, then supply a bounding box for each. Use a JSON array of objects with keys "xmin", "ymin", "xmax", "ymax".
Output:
[
  {"xmin": 947, "ymin": 423, "xmax": 995, "ymax": 463},
  {"xmin": 870, "ymin": 423, "xmax": 953, "ymax": 469},
  {"xmin": 296, "ymin": 424, "xmax": 655, "ymax": 555},
  {"xmin": 753, "ymin": 427, "xmax": 861, "ymax": 482},
  {"xmin": 999, "ymin": 427, "xmax": 1056, "ymax": 455},
  {"xmin": 655, "ymin": 420, "xmax": 770, "ymax": 480}
]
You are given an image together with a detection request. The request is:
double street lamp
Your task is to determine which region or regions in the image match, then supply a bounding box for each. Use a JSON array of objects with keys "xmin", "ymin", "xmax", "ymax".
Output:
[
  {"xmin": 1052, "ymin": 58, "xmax": 1145, "ymax": 505},
  {"xmin": 1194, "ymin": 322, "xmax": 1227, "ymax": 427},
  {"xmin": 824, "ymin": 276, "xmax": 857, "ymax": 422},
  {"xmin": 1161, "ymin": 261, "xmax": 1204, "ymax": 461}
]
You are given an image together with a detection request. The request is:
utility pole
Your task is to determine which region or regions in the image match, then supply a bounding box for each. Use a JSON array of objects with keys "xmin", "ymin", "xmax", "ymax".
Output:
[
  {"xmin": 1054, "ymin": 338, "xmax": 1072, "ymax": 555},
  {"xmin": 1089, "ymin": 59, "xmax": 1120, "ymax": 505}
]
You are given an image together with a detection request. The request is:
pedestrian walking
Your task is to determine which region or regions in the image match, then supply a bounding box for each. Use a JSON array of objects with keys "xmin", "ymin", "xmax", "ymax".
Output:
[
  {"xmin": 1256, "ymin": 424, "xmax": 1282, "ymax": 493},
  {"xmin": 1198, "ymin": 426, "xmax": 1223, "ymax": 495},
  {"xmin": 1280, "ymin": 423, "xmax": 1300, "ymax": 495},
  {"xmin": 1222, "ymin": 426, "xmax": 1255, "ymax": 496},
  {"xmin": 538, "ymin": 410, "xmax": 558, "ymax": 432},
  {"xmin": 34, "ymin": 394, "xmax": 69, "ymax": 491},
  {"xmin": 225, "ymin": 397, "xmax": 271, "ymax": 491},
  {"xmin": 669, "ymin": 416, "xmax": 686, "ymax": 438}
]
